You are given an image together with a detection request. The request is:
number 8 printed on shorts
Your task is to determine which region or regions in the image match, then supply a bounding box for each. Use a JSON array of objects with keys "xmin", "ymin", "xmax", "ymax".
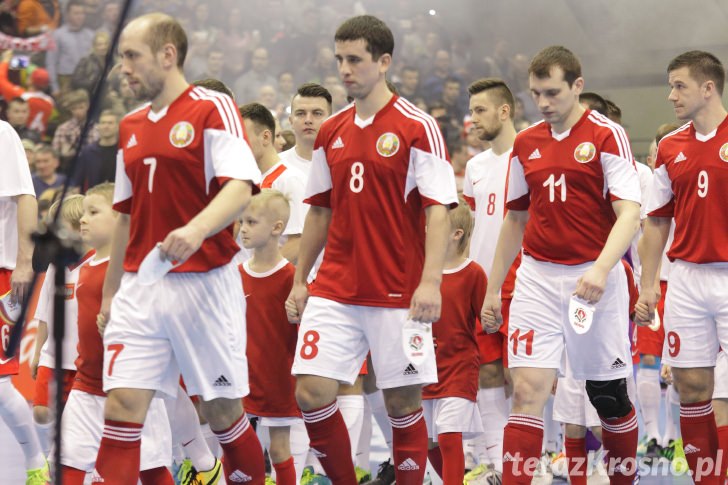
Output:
[{"xmin": 300, "ymin": 330, "xmax": 320, "ymax": 359}]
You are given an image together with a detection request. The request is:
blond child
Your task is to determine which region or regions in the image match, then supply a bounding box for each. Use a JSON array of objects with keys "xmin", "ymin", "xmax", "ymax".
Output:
[
  {"xmin": 423, "ymin": 198, "xmax": 486, "ymax": 484},
  {"xmin": 239, "ymin": 189, "xmax": 299, "ymax": 484}
]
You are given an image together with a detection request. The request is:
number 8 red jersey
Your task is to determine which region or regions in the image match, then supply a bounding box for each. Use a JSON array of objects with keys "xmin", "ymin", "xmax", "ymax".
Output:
[
  {"xmin": 305, "ymin": 96, "xmax": 458, "ymax": 308},
  {"xmin": 506, "ymin": 110, "xmax": 641, "ymax": 265},
  {"xmin": 113, "ymin": 86, "xmax": 261, "ymax": 273}
]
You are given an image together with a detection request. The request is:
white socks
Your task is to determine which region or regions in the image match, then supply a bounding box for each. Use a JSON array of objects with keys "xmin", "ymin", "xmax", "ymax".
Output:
[
  {"xmin": 637, "ymin": 367, "xmax": 662, "ymax": 441},
  {"xmin": 0, "ymin": 377, "xmax": 46, "ymax": 470},
  {"xmin": 337, "ymin": 394, "xmax": 365, "ymax": 464},
  {"xmin": 477, "ymin": 387, "xmax": 509, "ymax": 471}
]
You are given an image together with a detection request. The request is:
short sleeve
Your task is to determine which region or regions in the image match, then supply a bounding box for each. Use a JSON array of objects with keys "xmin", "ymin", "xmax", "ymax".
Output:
[
  {"xmin": 112, "ymin": 148, "xmax": 132, "ymax": 213},
  {"xmin": 505, "ymin": 155, "xmax": 529, "ymax": 210},
  {"xmin": 304, "ymin": 147, "xmax": 332, "ymax": 208},
  {"xmin": 34, "ymin": 265, "xmax": 54, "ymax": 323},
  {"xmin": 646, "ymin": 160, "xmax": 674, "ymax": 217},
  {"xmin": 0, "ymin": 121, "xmax": 34, "ymax": 198},
  {"xmin": 278, "ymin": 172, "xmax": 306, "ymax": 236}
]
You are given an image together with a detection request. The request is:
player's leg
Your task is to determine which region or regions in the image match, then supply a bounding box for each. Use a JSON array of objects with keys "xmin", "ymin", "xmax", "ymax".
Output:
[
  {"xmin": 636, "ymin": 354, "xmax": 662, "ymax": 457},
  {"xmin": 268, "ymin": 425, "xmax": 296, "ymax": 485},
  {"xmin": 0, "ymin": 376, "xmax": 47, "ymax": 475},
  {"xmin": 568, "ymin": 263, "xmax": 638, "ymax": 485},
  {"xmin": 476, "ymin": 357, "xmax": 508, "ymax": 471},
  {"xmin": 365, "ymin": 306, "xmax": 437, "ymax": 485},
  {"xmin": 437, "ymin": 397, "xmax": 482, "ymax": 485},
  {"xmin": 564, "ymin": 424, "xmax": 588, "ymax": 485},
  {"xmin": 32, "ymin": 365, "xmax": 54, "ymax": 455},
  {"xmin": 553, "ymin": 368, "xmax": 593, "ymax": 485},
  {"xmin": 293, "ymin": 297, "xmax": 371, "ymax": 484},
  {"xmin": 138, "ymin": 397, "xmax": 174, "ymax": 484},
  {"xmin": 663, "ymin": 261, "xmax": 722, "ymax": 483},
  {"xmin": 167, "ymin": 385, "xmax": 217, "ymax": 476},
  {"xmin": 338, "ymin": 376, "xmax": 366, "ymax": 467}
]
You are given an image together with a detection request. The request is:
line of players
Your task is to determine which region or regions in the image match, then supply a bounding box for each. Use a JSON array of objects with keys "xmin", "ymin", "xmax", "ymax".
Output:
[{"xmin": 1, "ymin": 11, "xmax": 728, "ymax": 485}]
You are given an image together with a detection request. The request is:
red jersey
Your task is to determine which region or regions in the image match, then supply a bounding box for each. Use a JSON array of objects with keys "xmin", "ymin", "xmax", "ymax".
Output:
[
  {"xmin": 646, "ymin": 117, "xmax": 728, "ymax": 263},
  {"xmin": 73, "ymin": 257, "xmax": 108, "ymax": 396},
  {"xmin": 423, "ymin": 259, "xmax": 486, "ymax": 401},
  {"xmin": 0, "ymin": 62, "xmax": 55, "ymax": 135},
  {"xmin": 114, "ymin": 86, "xmax": 261, "ymax": 273},
  {"xmin": 305, "ymin": 95, "xmax": 458, "ymax": 307},
  {"xmin": 507, "ymin": 110, "xmax": 641, "ymax": 265},
  {"xmin": 240, "ymin": 259, "xmax": 300, "ymax": 418}
]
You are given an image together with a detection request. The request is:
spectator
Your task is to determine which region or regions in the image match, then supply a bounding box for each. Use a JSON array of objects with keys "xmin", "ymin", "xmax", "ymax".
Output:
[
  {"xmin": 97, "ymin": 1, "xmax": 120, "ymax": 36},
  {"xmin": 70, "ymin": 109, "xmax": 118, "ymax": 192},
  {"xmin": 194, "ymin": 47, "xmax": 225, "ymax": 84},
  {"xmin": 441, "ymin": 76, "xmax": 467, "ymax": 127},
  {"xmin": 16, "ymin": 0, "xmax": 60, "ymax": 36},
  {"xmin": 296, "ymin": 45, "xmax": 337, "ymax": 85},
  {"xmin": 82, "ymin": 0, "xmax": 103, "ymax": 29},
  {"xmin": 280, "ymin": 129, "xmax": 295, "ymax": 152},
  {"xmin": 329, "ymin": 83, "xmax": 348, "ymax": 112},
  {"xmin": 234, "ymin": 47, "xmax": 276, "ymax": 103},
  {"xmin": 46, "ymin": 0, "xmax": 94, "ymax": 94},
  {"xmin": 396, "ymin": 65, "xmax": 421, "ymax": 100},
  {"xmin": 277, "ymin": 71, "xmax": 295, "ymax": 107},
  {"xmin": 70, "ymin": 30, "xmax": 110, "ymax": 96},
  {"xmin": 32, "ymin": 144, "xmax": 66, "ymax": 196},
  {"xmin": 422, "ymin": 49, "xmax": 462, "ymax": 103},
  {"xmin": 0, "ymin": 52, "xmax": 55, "ymax": 136},
  {"xmin": 22, "ymin": 138, "xmax": 36, "ymax": 170},
  {"xmin": 5, "ymin": 97, "xmax": 41, "ymax": 142},
  {"xmin": 52, "ymin": 89, "xmax": 98, "ymax": 168}
]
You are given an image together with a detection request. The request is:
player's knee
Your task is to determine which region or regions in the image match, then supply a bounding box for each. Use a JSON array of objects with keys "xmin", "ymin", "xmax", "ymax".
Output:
[
  {"xmin": 268, "ymin": 444, "xmax": 290, "ymax": 465},
  {"xmin": 33, "ymin": 405, "xmax": 52, "ymax": 424},
  {"xmin": 671, "ymin": 368, "xmax": 713, "ymax": 402},
  {"xmin": 200, "ymin": 397, "xmax": 242, "ymax": 430},
  {"xmin": 639, "ymin": 354, "xmax": 660, "ymax": 369},
  {"xmin": 585, "ymin": 379, "xmax": 632, "ymax": 419},
  {"xmin": 479, "ymin": 361, "xmax": 505, "ymax": 388},
  {"xmin": 294, "ymin": 376, "xmax": 338, "ymax": 411},
  {"xmin": 564, "ymin": 423, "xmax": 587, "ymax": 439},
  {"xmin": 382, "ymin": 385, "xmax": 421, "ymax": 416},
  {"xmin": 104, "ymin": 388, "xmax": 153, "ymax": 423}
]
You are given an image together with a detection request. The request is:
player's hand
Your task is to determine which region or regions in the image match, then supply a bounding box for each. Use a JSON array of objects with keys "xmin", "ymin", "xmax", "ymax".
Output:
[
  {"xmin": 481, "ymin": 292, "xmax": 503, "ymax": 334},
  {"xmin": 160, "ymin": 224, "xmax": 206, "ymax": 263},
  {"xmin": 286, "ymin": 282, "xmax": 308, "ymax": 324},
  {"xmin": 574, "ymin": 265, "xmax": 608, "ymax": 304},
  {"xmin": 409, "ymin": 281, "xmax": 441, "ymax": 323},
  {"xmin": 634, "ymin": 284, "xmax": 660, "ymax": 327},
  {"xmin": 30, "ymin": 356, "xmax": 39, "ymax": 380},
  {"xmin": 97, "ymin": 312, "xmax": 108, "ymax": 337},
  {"xmin": 10, "ymin": 262, "xmax": 33, "ymax": 305},
  {"xmin": 661, "ymin": 364, "xmax": 673, "ymax": 385},
  {"xmin": 97, "ymin": 295, "xmax": 112, "ymax": 336}
]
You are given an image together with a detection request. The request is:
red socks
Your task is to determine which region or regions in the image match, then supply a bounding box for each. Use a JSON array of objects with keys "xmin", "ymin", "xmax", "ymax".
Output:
[
  {"xmin": 680, "ymin": 401, "xmax": 721, "ymax": 484},
  {"xmin": 302, "ymin": 401, "xmax": 357, "ymax": 484},
  {"xmin": 213, "ymin": 413, "xmax": 266, "ymax": 485},
  {"xmin": 94, "ymin": 420, "xmax": 143, "ymax": 485},
  {"xmin": 427, "ymin": 446, "xmax": 443, "ymax": 477},
  {"xmin": 61, "ymin": 465, "xmax": 87, "ymax": 485},
  {"xmin": 717, "ymin": 425, "xmax": 728, "ymax": 477},
  {"xmin": 600, "ymin": 406, "xmax": 638, "ymax": 485},
  {"xmin": 564, "ymin": 437, "xmax": 588, "ymax": 485},
  {"xmin": 502, "ymin": 414, "xmax": 544, "ymax": 485},
  {"xmin": 390, "ymin": 408, "xmax": 429, "ymax": 484},
  {"xmin": 438, "ymin": 432, "xmax": 465, "ymax": 485},
  {"xmin": 139, "ymin": 467, "xmax": 174, "ymax": 485},
  {"xmin": 273, "ymin": 457, "xmax": 296, "ymax": 485}
]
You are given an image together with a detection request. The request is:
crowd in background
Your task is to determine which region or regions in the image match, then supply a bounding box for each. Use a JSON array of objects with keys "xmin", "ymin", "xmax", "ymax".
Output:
[{"xmin": 0, "ymin": 0, "xmax": 565, "ymax": 221}]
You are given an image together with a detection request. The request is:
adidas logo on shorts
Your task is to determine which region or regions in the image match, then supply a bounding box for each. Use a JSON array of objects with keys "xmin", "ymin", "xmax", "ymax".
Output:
[
  {"xmin": 91, "ymin": 469, "xmax": 105, "ymax": 482},
  {"xmin": 228, "ymin": 469, "xmax": 253, "ymax": 482},
  {"xmin": 684, "ymin": 444, "xmax": 700, "ymax": 454},
  {"xmin": 397, "ymin": 458, "xmax": 420, "ymax": 470},
  {"xmin": 610, "ymin": 358, "xmax": 626, "ymax": 369},
  {"xmin": 213, "ymin": 375, "xmax": 232, "ymax": 386},
  {"xmin": 403, "ymin": 363, "xmax": 418, "ymax": 375}
]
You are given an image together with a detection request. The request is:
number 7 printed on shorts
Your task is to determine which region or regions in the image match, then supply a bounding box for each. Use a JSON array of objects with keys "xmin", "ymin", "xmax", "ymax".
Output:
[{"xmin": 107, "ymin": 343, "xmax": 125, "ymax": 376}]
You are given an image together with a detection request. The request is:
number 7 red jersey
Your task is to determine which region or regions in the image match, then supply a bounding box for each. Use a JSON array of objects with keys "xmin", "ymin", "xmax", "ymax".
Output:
[
  {"xmin": 113, "ymin": 86, "xmax": 261, "ymax": 273},
  {"xmin": 305, "ymin": 95, "xmax": 458, "ymax": 308}
]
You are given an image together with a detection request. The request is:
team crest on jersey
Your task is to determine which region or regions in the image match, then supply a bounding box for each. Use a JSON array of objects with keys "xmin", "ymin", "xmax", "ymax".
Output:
[
  {"xmin": 719, "ymin": 143, "xmax": 728, "ymax": 162},
  {"xmin": 574, "ymin": 142, "xmax": 597, "ymax": 163},
  {"xmin": 169, "ymin": 121, "xmax": 195, "ymax": 148},
  {"xmin": 573, "ymin": 307, "xmax": 587, "ymax": 325},
  {"xmin": 376, "ymin": 132, "xmax": 400, "ymax": 157}
]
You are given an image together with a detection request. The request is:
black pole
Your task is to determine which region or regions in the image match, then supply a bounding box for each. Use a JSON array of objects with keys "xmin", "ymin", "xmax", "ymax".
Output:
[{"xmin": 6, "ymin": 1, "xmax": 136, "ymax": 482}]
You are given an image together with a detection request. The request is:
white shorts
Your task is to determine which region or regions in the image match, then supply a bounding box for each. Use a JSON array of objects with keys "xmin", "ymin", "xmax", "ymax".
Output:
[
  {"xmin": 59, "ymin": 389, "xmax": 171, "ymax": 471},
  {"xmin": 508, "ymin": 255, "xmax": 632, "ymax": 380},
  {"xmin": 553, "ymin": 357, "xmax": 637, "ymax": 428},
  {"xmin": 423, "ymin": 397, "xmax": 483, "ymax": 441},
  {"xmin": 104, "ymin": 263, "xmax": 249, "ymax": 400},
  {"xmin": 291, "ymin": 297, "xmax": 437, "ymax": 389},
  {"xmin": 662, "ymin": 260, "xmax": 728, "ymax": 368},
  {"xmin": 713, "ymin": 351, "xmax": 728, "ymax": 400}
]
